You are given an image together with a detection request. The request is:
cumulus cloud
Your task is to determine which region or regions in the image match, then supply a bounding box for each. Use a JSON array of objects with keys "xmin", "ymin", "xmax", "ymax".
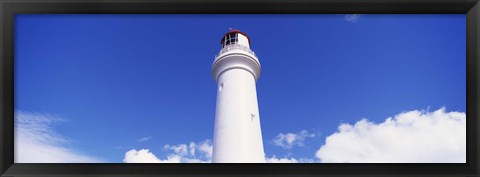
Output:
[
  {"xmin": 344, "ymin": 14, "xmax": 362, "ymax": 23},
  {"xmin": 126, "ymin": 139, "xmax": 315, "ymax": 163},
  {"xmin": 124, "ymin": 149, "xmax": 181, "ymax": 163},
  {"xmin": 266, "ymin": 156, "xmax": 299, "ymax": 163},
  {"xmin": 15, "ymin": 111, "xmax": 102, "ymax": 163},
  {"xmin": 138, "ymin": 136, "xmax": 152, "ymax": 142},
  {"xmin": 126, "ymin": 137, "xmax": 321, "ymax": 163},
  {"xmin": 197, "ymin": 140, "xmax": 213, "ymax": 158},
  {"xmin": 316, "ymin": 108, "xmax": 466, "ymax": 163},
  {"xmin": 265, "ymin": 155, "xmax": 317, "ymax": 163},
  {"xmin": 273, "ymin": 130, "xmax": 315, "ymax": 149},
  {"xmin": 164, "ymin": 144, "xmax": 188, "ymax": 156},
  {"xmin": 124, "ymin": 139, "xmax": 213, "ymax": 163}
]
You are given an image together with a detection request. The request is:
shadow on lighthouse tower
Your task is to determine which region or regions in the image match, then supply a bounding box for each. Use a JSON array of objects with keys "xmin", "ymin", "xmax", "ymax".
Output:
[{"xmin": 211, "ymin": 29, "xmax": 265, "ymax": 163}]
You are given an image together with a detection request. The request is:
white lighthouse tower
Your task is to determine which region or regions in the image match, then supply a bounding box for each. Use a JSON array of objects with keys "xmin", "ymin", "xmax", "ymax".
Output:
[{"xmin": 211, "ymin": 29, "xmax": 265, "ymax": 163}]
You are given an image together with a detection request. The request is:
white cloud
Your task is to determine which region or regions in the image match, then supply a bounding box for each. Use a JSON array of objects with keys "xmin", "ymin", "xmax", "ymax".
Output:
[
  {"xmin": 266, "ymin": 156, "xmax": 299, "ymax": 163},
  {"xmin": 126, "ymin": 138, "xmax": 321, "ymax": 163},
  {"xmin": 15, "ymin": 111, "xmax": 103, "ymax": 163},
  {"xmin": 138, "ymin": 136, "xmax": 152, "ymax": 142},
  {"xmin": 197, "ymin": 140, "xmax": 213, "ymax": 158},
  {"xmin": 124, "ymin": 139, "xmax": 213, "ymax": 163},
  {"xmin": 189, "ymin": 142, "xmax": 196, "ymax": 156},
  {"xmin": 124, "ymin": 149, "xmax": 181, "ymax": 163},
  {"xmin": 344, "ymin": 14, "xmax": 362, "ymax": 23},
  {"xmin": 316, "ymin": 108, "xmax": 466, "ymax": 163},
  {"xmin": 273, "ymin": 130, "xmax": 315, "ymax": 149},
  {"xmin": 164, "ymin": 144, "xmax": 188, "ymax": 156},
  {"xmin": 265, "ymin": 155, "xmax": 317, "ymax": 163}
]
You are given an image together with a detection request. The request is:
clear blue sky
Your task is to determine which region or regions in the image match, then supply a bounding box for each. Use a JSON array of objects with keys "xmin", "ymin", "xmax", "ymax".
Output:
[{"xmin": 15, "ymin": 14, "xmax": 465, "ymax": 162}]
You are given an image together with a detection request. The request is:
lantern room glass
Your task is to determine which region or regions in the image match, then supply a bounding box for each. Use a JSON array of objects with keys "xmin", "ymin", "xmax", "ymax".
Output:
[{"xmin": 222, "ymin": 33, "xmax": 238, "ymax": 47}]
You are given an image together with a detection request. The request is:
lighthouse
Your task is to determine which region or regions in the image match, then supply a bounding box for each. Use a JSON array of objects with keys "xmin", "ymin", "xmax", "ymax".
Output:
[{"xmin": 211, "ymin": 29, "xmax": 265, "ymax": 163}]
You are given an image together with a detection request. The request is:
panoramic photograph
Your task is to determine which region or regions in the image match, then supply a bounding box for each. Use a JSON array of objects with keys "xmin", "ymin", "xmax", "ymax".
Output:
[{"xmin": 14, "ymin": 14, "xmax": 466, "ymax": 163}]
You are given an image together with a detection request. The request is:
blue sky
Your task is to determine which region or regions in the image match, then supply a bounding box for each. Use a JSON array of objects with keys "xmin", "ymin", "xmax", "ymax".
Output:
[{"xmin": 14, "ymin": 14, "xmax": 466, "ymax": 163}]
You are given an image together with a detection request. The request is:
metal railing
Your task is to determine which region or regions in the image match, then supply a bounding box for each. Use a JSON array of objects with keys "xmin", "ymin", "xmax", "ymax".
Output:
[{"xmin": 215, "ymin": 44, "xmax": 257, "ymax": 58}]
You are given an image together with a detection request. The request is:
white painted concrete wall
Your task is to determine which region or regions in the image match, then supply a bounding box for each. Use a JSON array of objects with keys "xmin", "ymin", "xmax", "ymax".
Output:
[
  {"xmin": 212, "ymin": 68, "xmax": 265, "ymax": 162},
  {"xmin": 211, "ymin": 32, "xmax": 264, "ymax": 163}
]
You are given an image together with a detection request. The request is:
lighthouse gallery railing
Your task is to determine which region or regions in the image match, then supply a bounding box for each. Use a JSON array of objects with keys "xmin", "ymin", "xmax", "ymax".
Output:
[{"xmin": 215, "ymin": 44, "xmax": 257, "ymax": 58}]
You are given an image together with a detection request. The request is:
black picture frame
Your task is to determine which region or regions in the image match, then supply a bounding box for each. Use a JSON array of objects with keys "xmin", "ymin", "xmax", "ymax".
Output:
[{"xmin": 1, "ymin": 0, "xmax": 479, "ymax": 176}]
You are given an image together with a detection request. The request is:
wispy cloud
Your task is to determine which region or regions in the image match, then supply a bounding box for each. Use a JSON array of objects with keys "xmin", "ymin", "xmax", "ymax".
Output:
[
  {"xmin": 316, "ymin": 108, "xmax": 466, "ymax": 163},
  {"xmin": 265, "ymin": 155, "xmax": 316, "ymax": 163},
  {"xmin": 164, "ymin": 144, "xmax": 188, "ymax": 156},
  {"xmin": 124, "ymin": 149, "xmax": 181, "ymax": 163},
  {"xmin": 344, "ymin": 14, "xmax": 362, "ymax": 23},
  {"xmin": 126, "ymin": 139, "xmax": 320, "ymax": 163},
  {"xmin": 138, "ymin": 136, "xmax": 152, "ymax": 142},
  {"xmin": 124, "ymin": 139, "xmax": 213, "ymax": 163},
  {"xmin": 272, "ymin": 130, "xmax": 316, "ymax": 149},
  {"xmin": 15, "ymin": 111, "xmax": 103, "ymax": 163},
  {"xmin": 265, "ymin": 156, "xmax": 299, "ymax": 163}
]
